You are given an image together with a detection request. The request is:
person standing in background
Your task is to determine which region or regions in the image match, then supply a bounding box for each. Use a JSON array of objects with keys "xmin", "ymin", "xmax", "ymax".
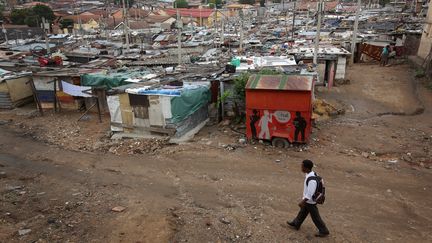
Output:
[{"xmin": 380, "ymin": 45, "xmax": 390, "ymax": 66}]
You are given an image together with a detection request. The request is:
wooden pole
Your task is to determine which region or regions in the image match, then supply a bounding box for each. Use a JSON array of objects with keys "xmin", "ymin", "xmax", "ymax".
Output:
[
  {"xmin": 53, "ymin": 79, "xmax": 58, "ymax": 113},
  {"xmin": 292, "ymin": 0, "xmax": 297, "ymax": 39},
  {"xmin": 27, "ymin": 79, "xmax": 44, "ymax": 116},
  {"xmin": 313, "ymin": 0, "xmax": 323, "ymax": 65},
  {"xmin": 96, "ymin": 97, "xmax": 102, "ymax": 123},
  {"xmin": 350, "ymin": 0, "xmax": 361, "ymax": 64}
]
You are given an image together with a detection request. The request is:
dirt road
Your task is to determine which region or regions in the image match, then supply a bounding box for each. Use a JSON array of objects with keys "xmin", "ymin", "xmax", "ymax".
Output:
[{"xmin": 1, "ymin": 64, "xmax": 432, "ymax": 242}]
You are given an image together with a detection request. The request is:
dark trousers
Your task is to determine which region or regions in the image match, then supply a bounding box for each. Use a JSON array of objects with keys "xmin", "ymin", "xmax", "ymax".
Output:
[
  {"xmin": 292, "ymin": 203, "xmax": 329, "ymax": 234},
  {"xmin": 251, "ymin": 123, "xmax": 257, "ymax": 139},
  {"xmin": 294, "ymin": 127, "xmax": 305, "ymax": 142}
]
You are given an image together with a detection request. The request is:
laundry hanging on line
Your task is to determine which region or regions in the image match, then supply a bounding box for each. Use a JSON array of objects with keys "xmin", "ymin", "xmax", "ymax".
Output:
[{"xmin": 61, "ymin": 81, "xmax": 93, "ymax": 97}]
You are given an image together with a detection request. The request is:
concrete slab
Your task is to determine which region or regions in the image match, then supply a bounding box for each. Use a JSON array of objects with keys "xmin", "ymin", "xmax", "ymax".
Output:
[
  {"xmin": 170, "ymin": 119, "xmax": 209, "ymax": 144},
  {"xmin": 111, "ymin": 119, "xmax": 209, "ymax": 144}
]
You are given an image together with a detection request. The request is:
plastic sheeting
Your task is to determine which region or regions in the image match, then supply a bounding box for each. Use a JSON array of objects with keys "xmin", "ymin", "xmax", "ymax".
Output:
[
  {"xmin": 61, "ymin": 81, "xmax": 92, "ymax": 97},
  {"xmin": 126, "ymin": 87, "xmax": 181, "ymax": 96},
  {"xmin": 230, "ymin": 58, "xmax": 240, "ymax": 67},
  {"xmin": 170, "ymin": 86, "xmax": 210, "ymax": 123},
  {"xmin": 137, "ymin": 89, "xmax": 181, "ymax": 96},
  {"xmin": 81, "ymin": 73, "xmax": 129, "ymax": 89},
  {"xmin": 107, "ymin": 95, "xmax": 123, "ymax": 132}
]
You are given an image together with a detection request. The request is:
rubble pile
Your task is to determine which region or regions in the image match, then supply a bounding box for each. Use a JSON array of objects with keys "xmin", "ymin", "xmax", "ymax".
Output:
[
  {"xmin": 313, "ymin": 99, "xmax": 344, "ymax": 120},
  {"xmin": 11, "ymin": 116, "xmax": 93, "ymax": 151},
  {"xmin": 94, "ymin": 137, "xmax": 171, "ymax": 155},
  {"xmin": 7, "ymin": 113, "xmax": 170, "ymax": 155}
]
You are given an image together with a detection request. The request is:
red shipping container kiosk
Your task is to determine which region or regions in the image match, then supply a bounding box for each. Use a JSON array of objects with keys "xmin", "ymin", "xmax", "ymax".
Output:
[{"xmin": 245, "ymin": 74, "xmax": 314, "ymax": 147}]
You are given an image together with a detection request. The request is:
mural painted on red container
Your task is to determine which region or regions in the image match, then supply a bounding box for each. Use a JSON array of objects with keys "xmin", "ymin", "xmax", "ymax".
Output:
[{"xmin": 248, "ymin": 109, "xmax": 309, "ymax": 142}]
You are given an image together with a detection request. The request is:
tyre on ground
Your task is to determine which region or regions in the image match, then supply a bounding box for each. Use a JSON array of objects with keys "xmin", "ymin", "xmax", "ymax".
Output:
[{"xmin": 271, "ymin": 137, "xmax": 289, "ymax": 148}]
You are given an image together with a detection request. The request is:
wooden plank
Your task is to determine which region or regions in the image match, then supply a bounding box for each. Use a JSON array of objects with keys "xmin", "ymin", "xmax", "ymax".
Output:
[
  {"xmin": 133, "ymin": 126, "xmax": 176, "ymax": 136},
  {"xmin": 335, "ymin": 56, "xmax": 346, "ymax": 80},
  {"xmin": 119, "ymin": 93, "xmax": 133, "ymax": 128},
  {"xmin": 0, "ymin": 82, "xmax": 8, "ymax": 92},
  {"xmin": 6, "ymin": 76, "xmax": 33, "ymax": 102},
  {"xmin": 148, "ymin": 126, "xmax": 176, "ymax": 135},
  {"xmin": 148, "ymin": 95, "xmax": 165, "ymax": 126},
  {"xmin": 40, "ymin": 102, "xmax": 54, "ymax": 109}
]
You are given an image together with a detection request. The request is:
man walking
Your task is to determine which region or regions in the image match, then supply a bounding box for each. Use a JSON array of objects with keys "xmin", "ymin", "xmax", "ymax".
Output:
[{"xmin": 287, "ymin": 160, "xmax": 330, "ymax": 237}]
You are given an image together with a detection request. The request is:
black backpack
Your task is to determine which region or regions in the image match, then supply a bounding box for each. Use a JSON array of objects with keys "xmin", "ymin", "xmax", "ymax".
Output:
[{"xmin": 306, "ymin": 173, "xmax": 326, "ymax": 204}]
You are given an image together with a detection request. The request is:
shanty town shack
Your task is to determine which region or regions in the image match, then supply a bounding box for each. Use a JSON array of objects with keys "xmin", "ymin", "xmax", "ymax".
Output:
[{"xmin": 246, "ymin": 74, "xmax": 314, "ymax": 147}]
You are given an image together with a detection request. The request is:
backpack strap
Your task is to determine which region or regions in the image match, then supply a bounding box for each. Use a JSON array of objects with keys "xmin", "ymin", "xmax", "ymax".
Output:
[
  {"xmin": 306, "ymin": 176, "xmax": 317, "ymax": 186},
  {"xmin": 306, "ymin": 172, "xmax": 318, "ymax": 186}
]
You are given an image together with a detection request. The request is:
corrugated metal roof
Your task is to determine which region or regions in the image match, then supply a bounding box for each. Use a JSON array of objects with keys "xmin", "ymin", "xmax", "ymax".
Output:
[
  {"xmin": 246, "ymin": 75, "xmax": 313, "ymax": 91},
  {"xmin": 164, "ymin": 8, "xmax": 215, "ymax": 18}
]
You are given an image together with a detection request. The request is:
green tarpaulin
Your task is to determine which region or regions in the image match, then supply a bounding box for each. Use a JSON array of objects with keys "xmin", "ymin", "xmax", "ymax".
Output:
[
  {"xmin": 170, "ymin": 86, "xmax": 210, "ymax": 123},
  {"xmin": 81, "ymin": 73, "xmax": 130, "ymax": 89},
  {"xmin": 230, "ymin": 58, "xmax": 240, "ymax": 67}
]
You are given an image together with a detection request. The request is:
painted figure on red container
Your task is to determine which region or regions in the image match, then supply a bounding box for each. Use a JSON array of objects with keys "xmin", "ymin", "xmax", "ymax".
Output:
[
  {"xmin": 258, "ymin": 110, "xmax": 273, "ymax": 140},
  {"xmin": 294, "ymin": 111, "xmax": 307, "ymax": 142},
  {"xmin": 250, "ymin": 109, "xmax": 261, "ymax": 139}
]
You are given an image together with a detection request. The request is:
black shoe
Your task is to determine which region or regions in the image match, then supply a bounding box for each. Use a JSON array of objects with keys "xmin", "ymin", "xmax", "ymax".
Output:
[
  {"xmin": 286, "ymin": 221, "xmax": 299, "ymax": 230},
  {"xmin": 315, "ymin": 232, "xmax": 329, "ymax": 237}
]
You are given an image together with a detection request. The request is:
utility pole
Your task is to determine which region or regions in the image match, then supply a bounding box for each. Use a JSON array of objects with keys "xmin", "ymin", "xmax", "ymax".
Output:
[
  {"xmin": 240, "ymin": 21, "xmax": 244, "ymax": 52},
  {"xmin": 2, "ymin": 23, "xmax": 8, "ymax": 47},
  {"xmin": 221, "ymin": 15, "xmax": 224, "ymax": 44},
  {"xmin": 306, "ymin": 5, "xmax": 310, "ymax": 31},
  {"xmin": 42, "ymin": 17, "xmax": 50, "ymax": 53},
  {"xmin": 350, "ymin": 0, "xmax": 361, "ymax": 64},
  {"xmin": 214, "ymin": 5, "xmax": 217, "ymax": 36},
  {"xmin": 285, "ymin": 9, "xmax": 288, "ymax": 35},
  {"xmin": 292, "ymin": 0, "xmax": 297, "ymax": 39},
  {"xmin": 177, "ymin": 7, "xmax": 182, "ymax": 66},
  {"xmin": 239, "ymin": 9, "xmax": 244, "ymax": 53},
  {"xmin": 105, "ymin": 0, "xmax": 110, "ymax": 41},
  {"xmin": 79, "ymin": 0, "xmax": 83, "ymax": 34},
  {"xmin": 122, "ymin": 0, "xmax": 130, "ymax": 53},
  {"xmin": 71, "ymin": 1, "xmax": 76, "ymax": 38},
  {"xmin": 313, "ymin": 0, "xmax": 323, "ymax": 65},
  {"xmin": 200, "ymin": 6, "xmax": 203, "ymax": 27}
]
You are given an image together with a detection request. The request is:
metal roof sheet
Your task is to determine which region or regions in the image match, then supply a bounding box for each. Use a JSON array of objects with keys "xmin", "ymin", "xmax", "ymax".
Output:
[{"xmin": 246, "ymin": 75, "xmax": 313, "ymax": 91}]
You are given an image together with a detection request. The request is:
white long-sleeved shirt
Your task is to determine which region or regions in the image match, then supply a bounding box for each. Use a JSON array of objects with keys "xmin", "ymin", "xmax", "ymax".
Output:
[{"xmin": 303, "ymin": 171, "xmax": 317, "ymax": 204}]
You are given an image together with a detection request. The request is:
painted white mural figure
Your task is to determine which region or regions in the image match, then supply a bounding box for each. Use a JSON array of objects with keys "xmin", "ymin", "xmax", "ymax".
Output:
[{"xmin": 258, "ymin": 110, "xmax": 273, "ymax": 140}]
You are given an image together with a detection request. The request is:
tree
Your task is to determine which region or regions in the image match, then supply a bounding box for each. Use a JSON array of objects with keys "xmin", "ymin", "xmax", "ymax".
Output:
[
  {"xmin": 114, "ymin": 0, "xmax": 135, "ymax": 8},
  {"xmin": 233, "ymin": 72, "xmax": 250, "ymax": 103},
  {"xmin": 32, "ymin": 4, "xmax": 55, "ymax": 22},
  {"xmin": 0, "ymin": 5, "xmax": 5, "ymax": 20},
  {"xmin": 238, "ymin": 0, "xmax": 255, "ymax": 4},
  {"xmin": 260, "ymin": 0, "xmax": 265, "ymax": 7},
  {"xmin": 11, "ymin": 9, "xmax": 31, "ymax": 25},
  {"xmin": 208, "ymin": 0, "xmax": 223, "ymax": 9},
  {"xmin": 379, "ymin": 0, "xmax": 390, "ymax": 6},
  {"xmin": 25, "ymin": 15, "xmax": 39, "ymax": 27},
  {"xmin": 60, "ymin": 19, "xmax": 74, "ymax": 29},
  {"xmin": 11, "ymin": 8, "xmax": 41, "ymax": 27},
  {"xmin": 11, "ymin": 5, "xmax": 55, "ymax": 27},
  {"xmin": 174, "ymin": 0, "xmax": 189, "ymax": 8}
]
